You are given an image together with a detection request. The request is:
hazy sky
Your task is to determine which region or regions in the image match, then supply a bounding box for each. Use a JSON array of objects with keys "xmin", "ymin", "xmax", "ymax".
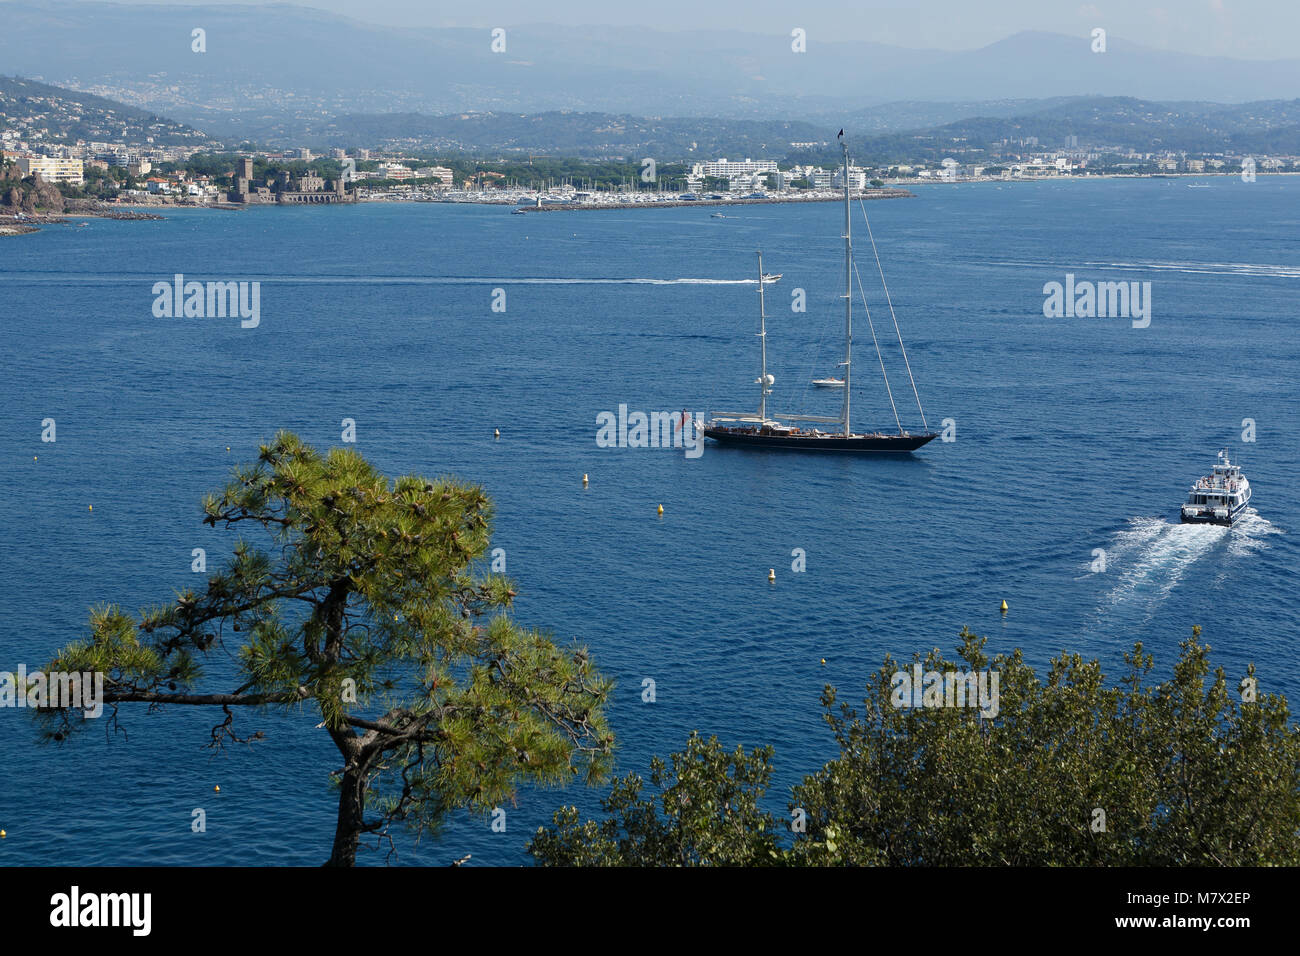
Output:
[{"xmin": 71, "ymin": 0, "xmax": 1300, "ymax": 60}]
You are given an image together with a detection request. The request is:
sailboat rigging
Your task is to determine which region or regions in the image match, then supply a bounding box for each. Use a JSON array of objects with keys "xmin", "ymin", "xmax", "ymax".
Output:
[{"xmin": 703, "ymin": 135, "xmax": 938, "ymax": 452}]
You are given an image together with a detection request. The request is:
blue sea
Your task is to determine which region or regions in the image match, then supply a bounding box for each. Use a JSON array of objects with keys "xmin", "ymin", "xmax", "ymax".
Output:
[{"xmin": 1, "ymin": 177, "xmax": 1297, "ymax": 865}]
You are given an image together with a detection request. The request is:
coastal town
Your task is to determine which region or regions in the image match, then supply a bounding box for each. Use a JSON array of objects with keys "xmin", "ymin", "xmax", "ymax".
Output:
[
  {"xmin": 3, "ymin": 139, "xmax": 1294, "ymax": 226},
  {"xmin": 3, "ymin": 76, "xmax": 1299, "ymax": 227}
]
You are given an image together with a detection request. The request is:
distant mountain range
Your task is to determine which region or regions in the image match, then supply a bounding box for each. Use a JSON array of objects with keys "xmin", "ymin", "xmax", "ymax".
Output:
[
  {"xmin": 3, "ymin": 0, "xmax": 1300, "ymax": 131},
  {"xmin": 6, "ymin": 71, "xmax": 1300, "ymax": 164},
  {"xmin": 248, "ymin": 98, "xmax": 1300, "ymax": 161},
  {"xmin": 4, "ymin": 1, "xmax": 1300, "ymax": 163},
  {"xmin": 907, "ymin": 97, "xmax": 1300, "ymax": 157}
]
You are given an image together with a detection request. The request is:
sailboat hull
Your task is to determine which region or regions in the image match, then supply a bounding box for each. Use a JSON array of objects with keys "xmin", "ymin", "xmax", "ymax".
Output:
[{"xmin": 704, "ymin": 428, "xmax": 938, "ymax": 452}]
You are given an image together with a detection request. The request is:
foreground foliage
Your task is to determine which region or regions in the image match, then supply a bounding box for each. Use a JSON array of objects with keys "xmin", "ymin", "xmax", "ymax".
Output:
[
  {"xmin": 532, "ymin": 628, "xmax": 1300, "ymax": 866},
  {"xmin": 529, "ymin": 732, "xmax": 781, "ymax": 866}
]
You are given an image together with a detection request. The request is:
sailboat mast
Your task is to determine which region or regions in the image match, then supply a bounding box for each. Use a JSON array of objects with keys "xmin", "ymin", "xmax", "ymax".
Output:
[
  {"xmin": 841, "ymin": 139, "xmax": 852, "ymax": 437},
  {"xmin": 757, "ymin": 250, "xmax": 768, "ymax": 420}
]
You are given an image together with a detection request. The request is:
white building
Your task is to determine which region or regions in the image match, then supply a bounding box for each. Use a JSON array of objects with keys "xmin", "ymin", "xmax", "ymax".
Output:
[
  {"xmin": 726, "ymin": 172, "xmax": 767, "ymax": 192},
  {"xmin": 690, "ymin": 157, "xmax": 779, "ymax": 181},
  {"xmin": 832, "ymin": 166, "xmax": 869, "ymax": 189},
  {"xmin": 377, "ymin": 162, "xmax": 414, "ymax": 180},
  {"xmin": 15, "ymin": 155, "xmax": 84, "ymax": 185},
  {"xmin": 414, "ymin": 165, "xmax": 454, "ymax": 185}
]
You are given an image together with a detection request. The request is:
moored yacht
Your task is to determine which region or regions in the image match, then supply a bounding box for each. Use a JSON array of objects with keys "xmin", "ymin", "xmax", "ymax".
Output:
[
  {"xmin": 702, "ymin": 133, "xmax": 938, "ymax": 454},
  {"xmin": 1180, "ymin": 451, "xmax": 1251, "ymax": 526}
]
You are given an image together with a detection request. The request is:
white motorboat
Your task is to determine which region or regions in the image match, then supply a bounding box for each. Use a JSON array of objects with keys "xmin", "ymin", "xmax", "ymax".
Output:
[{"xmin": 1180, "ymin": 451, "xmax": 1251, "ymax": 526}]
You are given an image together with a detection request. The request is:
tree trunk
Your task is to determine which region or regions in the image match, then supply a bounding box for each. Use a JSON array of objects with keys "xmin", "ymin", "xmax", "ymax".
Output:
[
  {"xmin": 320, "ymin": 577, "xmax": 364, "ymax": 867},
  {"xmin": 324, "ymin": 765, "xmax": 366, "ymax": 867}
]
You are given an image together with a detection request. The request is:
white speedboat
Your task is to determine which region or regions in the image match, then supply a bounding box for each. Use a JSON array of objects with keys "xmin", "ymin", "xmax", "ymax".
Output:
[
  {"xmin": 812, "ymin": 376, "xmax": 845, "ymax": 388},
  {"xmin": 1180, "ymin": 451, "xmax": 1251, "ymax": 526}
]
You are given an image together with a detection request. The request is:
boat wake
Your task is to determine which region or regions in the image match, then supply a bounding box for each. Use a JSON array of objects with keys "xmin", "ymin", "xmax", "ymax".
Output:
[
  {"xmin": 1082, "ymin": 260, "xmax": 1300, "ymax": 279},
  {"xmin": 987, "ymin": 258, "xmax": 1300, "ymax": 280},
  {"xmin": 2, "ymin": 273, "xmax": 760, "ymax": 286},
  {"xmin": 1224, "ymin": 509, "xmax": 1283, "ymax": 559},
  {"xmin": 1102, "ymin": 518, "xmax": 1226, "ymax": 606},
  {"xmin": 1094, "ymin": 511, "xmax": 1280, "ymax": 612},
  {"xmin": 269, "ymin": 275, "xmax": 762, "ymax": 286}
]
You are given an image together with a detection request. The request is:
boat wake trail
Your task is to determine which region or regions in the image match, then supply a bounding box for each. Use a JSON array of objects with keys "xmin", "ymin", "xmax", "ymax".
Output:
[
  {"xmin": 1084, "ymin": 260, "xmax": 1300, "ymax": 279},
  {"xmin": 1, "ymin": 274, "xmax": 760, "ymax": 286},
  {"xmin": 1096, "ymin": 511, "xmax": 1280, "ymax": 612},
  {"xmin": 405, "ymin": 277, "xmax": 759, "ymax": 285},
  {"xmin": 265, "ymin": 275, "xmax": 761, "ymax": 286},
  {"xmin": 987, "ymin": 258, "xmax": 1300, "ymax": 280},
  {"xmin": 311, "ymin": 275, "xmax": 762, "ymax": 286},
  {"xmin": 1224, "ymin": 510, "xmax": 1283, "ymax": 559},
  {"xmin": 1103, "ymin": 518, "xmax": 1225, "ymax": 607}
]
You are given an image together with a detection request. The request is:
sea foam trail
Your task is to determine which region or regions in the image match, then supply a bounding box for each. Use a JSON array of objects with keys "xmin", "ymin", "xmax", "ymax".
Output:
[
  {"xmin": 1099, "ymin": 510, "xmax": 1278, "ymax": 608},
  {"xmin": 1084, "ymin": 260, "xmax": 1300, "ymax": 279},
  {"xmin": 988, "ymin": 258, "xmax": 1300, "ymax": 279},
  {"xmin": 1103, "ymin": 517, "xmax": 1226, "ymax": 606},
  {"xmin": 1, "ymin": 274, "xmax": 760, "ymax": 286},
  {"xmin": 1226, "ymin": 510, "xmax": 1283, "ymax": 558}
]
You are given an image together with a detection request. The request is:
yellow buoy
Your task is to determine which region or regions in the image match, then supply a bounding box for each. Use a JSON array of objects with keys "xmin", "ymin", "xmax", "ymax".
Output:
[
  {"xmin": 88, "ymin": 505, "xmax": 92, "ymax": 511},
  {"xmin": 657, "ymin": 504, "xmax": 664, "ymax": 515},
  {"xmin": 0, "ymin": 829, "xmax": 6, "ymax": 838},
  {"xmin": 1000, "ymin": 600, "xmax": 1008, "ymax": 612},
  {"xmin": 768, "ymin": 568, "xmax": 775, "ymax": 582},
  {"xmin": 820, "ymin": 658, "xmax": 826, "ymax": 666},
  {"xmin": 33, "ymin": 456, "xmax": 37, "ymax": 461},
  {"xmin": 213, "ymin": 785, "xmax": 220, "ymax": 792},
  {"xmin": 582, "ymin": 473, "xmax": 588, "ymax": 486},
  {"xmin": 494, "ymin": 429, "xmax": 500, "ymax": 439},
  {"xmin": 226, "ymin": 446, "xmax": 230, "ymax": 452}
]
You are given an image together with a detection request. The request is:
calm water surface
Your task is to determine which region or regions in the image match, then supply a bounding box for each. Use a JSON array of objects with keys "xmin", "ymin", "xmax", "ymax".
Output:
[{"xmin": 1, "ymin": 177, "xmax": 1296, "ymax": 864}]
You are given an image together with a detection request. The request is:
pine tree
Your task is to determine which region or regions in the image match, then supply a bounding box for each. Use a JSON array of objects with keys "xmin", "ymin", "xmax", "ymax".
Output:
[{"xmin": 41, "ymin": 431, "xmax": 614, "ymax": 865}]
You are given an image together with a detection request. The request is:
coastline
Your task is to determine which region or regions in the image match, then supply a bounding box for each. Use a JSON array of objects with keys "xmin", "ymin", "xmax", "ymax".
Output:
[
  {"xmin": 3, "ymin": 169, "xmax": 1292, "ymax": 235},
  {"xmin": 0, "ymin": 204, "xmax": 165, "ymax": 237}
]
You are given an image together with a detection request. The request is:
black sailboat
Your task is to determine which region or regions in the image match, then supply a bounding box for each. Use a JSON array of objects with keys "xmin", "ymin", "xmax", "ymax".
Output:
[{"xmin": 704, "ymin": 136, "xmax": 938, "ymax": 453}]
